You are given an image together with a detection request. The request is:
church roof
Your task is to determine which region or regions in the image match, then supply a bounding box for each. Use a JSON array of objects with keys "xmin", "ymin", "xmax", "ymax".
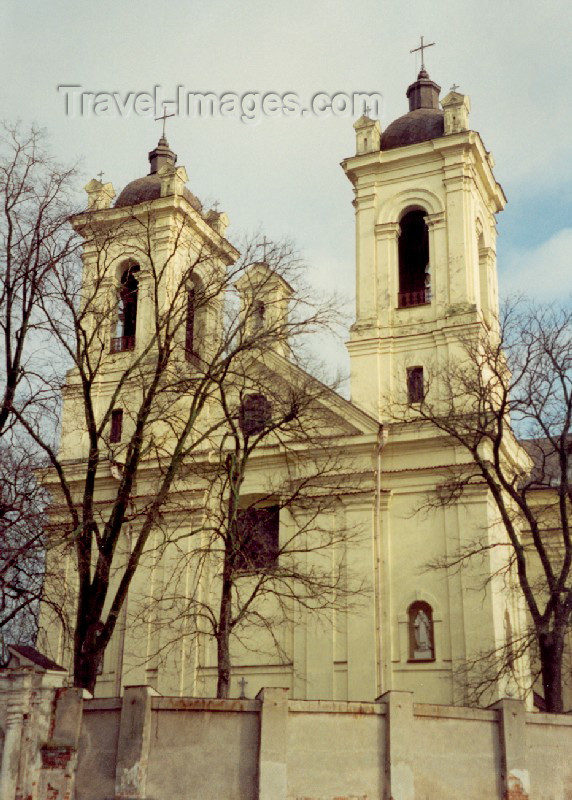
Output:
[
  {"xmin": 380, "ymin": 68, "xmax": 444, "ymax": 151},
  {"xmin": 115, "ymin": 135, "xmax": 203, "ymax": 211},
  {"xmin": 380, "ymin": 107, "xmax": 444, "ymax": 150},
  {"xmin": 115, "ymin": 173, "xmax": 202, "ymax": 211}
]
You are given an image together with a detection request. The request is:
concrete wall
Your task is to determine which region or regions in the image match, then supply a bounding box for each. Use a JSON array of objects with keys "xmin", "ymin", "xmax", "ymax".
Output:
[
  {"xmin": 4, "ymin": 667, "xmax": 572, "ymax": 799},
  {"xmin": 146, "ymin": 698, "xmax": 260, "ymax": 800}
]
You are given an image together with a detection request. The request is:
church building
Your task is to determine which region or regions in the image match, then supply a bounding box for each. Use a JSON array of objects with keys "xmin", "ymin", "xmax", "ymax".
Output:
[{"xmin": 40, "ymin": 65, "xmax": 530, "ymax": 709}]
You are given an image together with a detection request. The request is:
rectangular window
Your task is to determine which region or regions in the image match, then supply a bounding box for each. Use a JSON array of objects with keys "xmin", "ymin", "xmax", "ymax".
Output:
[
  {"xmin": 407, "ymin": 366, "xmax": 424, "ymax": 404},
  {"xmin": 110, "ymin": 409, "xmax": 123, "ymax": 443},
  {"xmin": 235, "ymin": 505, "xmax": 279, "ymax": 572}
]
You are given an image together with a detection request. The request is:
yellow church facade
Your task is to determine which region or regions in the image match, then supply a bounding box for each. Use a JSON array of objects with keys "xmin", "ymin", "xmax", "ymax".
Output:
[{"xmin": 40, "ymin": 68, "xmax": 532, "ymax": 708}]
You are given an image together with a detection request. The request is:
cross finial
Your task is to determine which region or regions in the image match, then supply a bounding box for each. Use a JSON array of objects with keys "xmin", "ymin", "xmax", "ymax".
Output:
[
  {"xmin": 96, "ymin": 170, "xmax": 104, "ymax": 183},
  {"xmin": 238, "ymin": 677, "xmax": 248, "ymax": 699},
  {"xmin": 258, "ymin": 235, "xmax": 272, "ymax": 262},
  {"xmin": 155, "ymin": 103, "xmax": 176, "ymax": 139},
  {"xmin": 410, "ymin": 35, "xmax": 435, "ymax": 71},
  {"xmin": 363, "ymin": 102, "xmax": 371, "ymax": 117},
  {"xmin": 450, "ymin": 83, "xmax": 460, "ymax": 93},
  {"xmin": 212, "ymin": 200, "xmax": 220, "ymax": 213}
]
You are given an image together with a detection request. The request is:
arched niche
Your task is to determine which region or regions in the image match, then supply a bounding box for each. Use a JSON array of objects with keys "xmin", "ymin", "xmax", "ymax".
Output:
[{"xmin": 408, "ymin": 600, "xmax": 435, "ymax": 662}]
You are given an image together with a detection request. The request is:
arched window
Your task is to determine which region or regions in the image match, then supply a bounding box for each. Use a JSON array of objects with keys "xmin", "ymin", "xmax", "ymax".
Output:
[
  {"xmin": 408, "ymin": 601, "xmax": 435, "ymax": 661},
  {"xmin": 398, "ymin": 210, "xmax": 430, "ymax": 308},
  {"xmin": 112, "ymin": 265, "xmax": 139, "ymax": 352},
  {"xmin": 253, "ymin": 300, "xmax": 266, "ymax": 331},
  {"xmin": 238, "ymin": 393, "xmax": 272, "ymax": 437}
]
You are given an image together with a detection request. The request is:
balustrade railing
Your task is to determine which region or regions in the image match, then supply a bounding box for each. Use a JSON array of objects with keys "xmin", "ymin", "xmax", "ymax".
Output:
[
  {"xmin": 110, "ymin": 335, "xmax": 135, "ymax": 353},
  {"xmin": 397, "ymin": 289, "xmax": 430, "ymax": 308}
]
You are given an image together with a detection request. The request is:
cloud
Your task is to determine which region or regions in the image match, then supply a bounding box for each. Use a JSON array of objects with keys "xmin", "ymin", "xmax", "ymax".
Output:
[{"xmin": 499, "ymin": 228, "xmax": 572, "ymax": 303}]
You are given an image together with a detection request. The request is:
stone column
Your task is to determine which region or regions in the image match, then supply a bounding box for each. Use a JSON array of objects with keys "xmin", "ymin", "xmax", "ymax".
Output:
[
  {"xmin": 114, "ymin": 685, "xmax": 158, "ymax": 800},
  {"xmin": 490, "ymin": 698, "xmax": 530, "ymax": 799},
  {"xmin": 256, "ymin": 687, "xmax": 289, "ymax": 800},
  {"xmin": 378, "ymin": 690, "xmax": 415, "ymax": 800},
  {"xmin": 0, "ymin": 670, "xmax": 32, "ymax": 800}
]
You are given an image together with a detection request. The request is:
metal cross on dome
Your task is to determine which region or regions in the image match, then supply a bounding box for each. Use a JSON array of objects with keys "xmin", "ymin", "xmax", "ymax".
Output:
[
  {"xmin": 155, "ymin": 104, "xmax": 176, "ymax": 139},
  {"xmin": 410, "ymin": 35, "xmax": 435, "ymax": 71}
]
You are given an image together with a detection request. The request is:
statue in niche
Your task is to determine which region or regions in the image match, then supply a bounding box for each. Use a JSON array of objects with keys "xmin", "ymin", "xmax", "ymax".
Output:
[{"xmin": 413, "ymin": 608, "xmax": 433, "ymax": 659}]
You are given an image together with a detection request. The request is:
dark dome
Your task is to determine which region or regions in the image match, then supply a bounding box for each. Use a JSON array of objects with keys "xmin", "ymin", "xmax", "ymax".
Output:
[
  {"xmin": 380, "ymin": 108, "xmax": 444, "ymax": 151},
  {"xmin": 115, "ymin": 174, "xmax": 202, "ymax": 211}
]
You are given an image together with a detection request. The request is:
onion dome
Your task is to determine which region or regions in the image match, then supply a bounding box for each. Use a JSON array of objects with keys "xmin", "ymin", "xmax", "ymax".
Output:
[
  {"xmin": 115, "ymin": 137, "xmax": 202, "ymax": 211},
  {"xmin": 380, "ymin": 69, "xmax": 444, "ymax": 151}
]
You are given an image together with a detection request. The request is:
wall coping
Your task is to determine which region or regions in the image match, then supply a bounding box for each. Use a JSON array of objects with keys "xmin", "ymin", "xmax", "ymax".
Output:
[
  {"xmin": 288, "ymin": 699, "xmax": 385, "ymax": 715},
  {"xmin": 414, "ymin": 703, "xmax": 498, "ymax": 722},
  {"xmin": 151, "ymin": 696, "xmax": 259, "ymax": 712}
]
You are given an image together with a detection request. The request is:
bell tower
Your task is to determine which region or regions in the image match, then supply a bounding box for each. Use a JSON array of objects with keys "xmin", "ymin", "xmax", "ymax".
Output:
[{"xmin": 342, "ymin": 70, "xmax": 506, "ymax": 418}]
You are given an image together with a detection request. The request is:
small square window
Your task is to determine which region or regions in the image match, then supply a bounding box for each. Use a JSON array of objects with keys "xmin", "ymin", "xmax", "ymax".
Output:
[
  {"xmin": 110, "ymin": 409, "xmax": 123, "ymax": 443},
  {"xmin": 407, "ymin": 367, "xmax": 424, "ymax": 404},
  {"xmin": 235, "ymin": 505, "xmax": 279, "ymax": 572}
]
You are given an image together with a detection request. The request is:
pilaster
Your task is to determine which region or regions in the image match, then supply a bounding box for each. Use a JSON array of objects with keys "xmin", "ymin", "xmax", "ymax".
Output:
[
  {"xmin": 0, "ymin": 670, "xmax": 32, "ymax": 800},
  {"xmin": 375, "ymin": 221, "xmax": 400, "ymax": 330},
  {"xmin": 378, "ymin": 690, "xmax": 416, "ymax": 800},
  {"xmin": 443, "ymin": 163, "xmax": 475, "ymax": 306},
  {"xmin": 354, "ymin": 189, "xmax": 378, "ymax": 326},
  {"xmin": 113, "ymin": 685, "xmax": 159, "ymax": 800},
  {"xmin": 490, "ymin": 697, "xmax": 530, "ymax": 799},
  {"xmin": 39, "ymin": 687, "xmax": 87, "ymax": 800},
  {"xmin": 256, "ymin": 687, "xmax": 289, "ymax": 800}
]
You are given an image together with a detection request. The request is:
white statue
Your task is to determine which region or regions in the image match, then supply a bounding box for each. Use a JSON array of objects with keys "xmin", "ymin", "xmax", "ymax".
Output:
[{"xmin": 414, "ymin": 609, "xmax": 432, "ymax": 658}]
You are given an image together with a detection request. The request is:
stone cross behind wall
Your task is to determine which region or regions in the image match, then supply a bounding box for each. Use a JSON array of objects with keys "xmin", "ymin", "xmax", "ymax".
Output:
[{"xmin": 238, "ymin": 677, "xmax": 248, "ymax": 699}]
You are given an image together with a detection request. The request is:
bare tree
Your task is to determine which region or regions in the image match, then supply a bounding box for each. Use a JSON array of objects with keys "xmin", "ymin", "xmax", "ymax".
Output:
[
  {"xmin": 0, "ymin": 122, "xmax": 78, "ymax": 436},
  {"xmin": 0, "ymin": 445, "xmax": 46, "ymax": 658},
  {"xmin": 0, "ymin": 124, "xmax": 78, "ymax": 654},
  {"xmin": 29, "ymin": 184, "xmax": 353, "ymax": 694},
  {"xmin": 391, "ymin": 300, "xmax": 572, "ymax": 712},
  {"xmin": 137, "ymin": 348, "xmax": 366, "ymax": 698}
]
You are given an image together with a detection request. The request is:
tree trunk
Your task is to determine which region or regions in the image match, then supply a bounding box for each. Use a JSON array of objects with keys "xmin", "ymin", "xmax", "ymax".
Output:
[
  {"xmin": 539, "ymin": 632, "xmax": 565, "ymax": 713},
  {"xmin": 73, "ymin": 606, "xmax": 104, "ymax": 694},
  {"xmin": 73, "ymin": 647, "xmax": 101, "ymax": 695},
  {"xmin": 216, "ymin": 563, "xmax": 233, "ymax": 699}
]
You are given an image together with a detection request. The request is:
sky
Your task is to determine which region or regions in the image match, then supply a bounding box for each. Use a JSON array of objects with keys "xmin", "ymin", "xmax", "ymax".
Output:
[{"xmin": 1, "ymin": 0, "xmax": 571, "ymax": 368}]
